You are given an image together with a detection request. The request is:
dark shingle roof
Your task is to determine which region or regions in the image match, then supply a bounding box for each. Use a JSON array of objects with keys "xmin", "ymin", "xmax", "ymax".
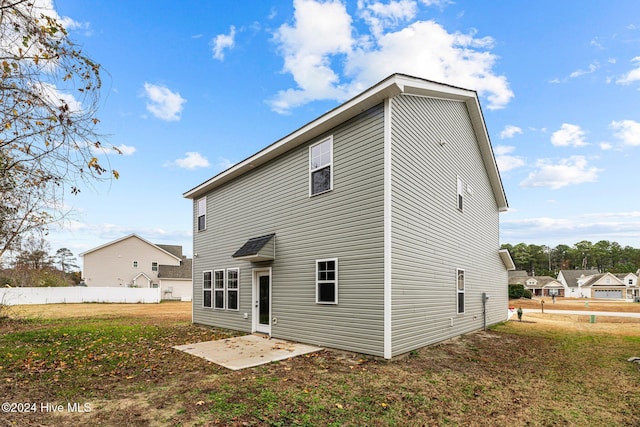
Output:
[
  {"xmin": 232, "ymin": 234, "xmax": 276, "ymax": 258},
  {"xmin": 158, "ymin": 257, "xmax": 192, "ymax": 279},
  {"xmin": 156, "ymin": 244, "xmax": 183, "ymax": 258},
  {"xmin": 559, "ymin": 270, "xmax": 599, "ymax": 287}
]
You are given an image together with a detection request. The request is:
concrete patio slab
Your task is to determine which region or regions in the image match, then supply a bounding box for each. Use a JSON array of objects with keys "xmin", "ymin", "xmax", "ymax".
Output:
[{"xmin": 174, "ymin": 334, "xmax": 323, "ymax": 370}]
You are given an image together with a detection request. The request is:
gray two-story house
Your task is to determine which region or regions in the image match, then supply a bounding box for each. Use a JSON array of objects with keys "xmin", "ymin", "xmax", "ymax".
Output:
[{"xmin": 184, "ymin": 73, "xmax": 514, "ymax": 359}]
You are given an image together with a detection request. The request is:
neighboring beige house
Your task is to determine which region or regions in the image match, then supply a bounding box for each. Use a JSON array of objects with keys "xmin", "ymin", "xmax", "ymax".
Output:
[
  {"xmin": 580, "ymin": 272, "xmax": 639, "ymax": 300},
  {"xmin": 508, "ymin": 271, "xmax": 563, "ymax": 297},
  {"xmin": 80, "ymin": 234, "xmax": 193, "ymax": 301},
  {"xmin": 558, "ymin": 269, "xmax": 639, "ymax": 300}
]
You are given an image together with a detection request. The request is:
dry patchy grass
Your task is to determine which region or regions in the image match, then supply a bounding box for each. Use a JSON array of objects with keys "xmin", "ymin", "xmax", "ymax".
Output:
[{"xmin": 0, "ymin": 302, "xmax": 639, "ymax": 426}]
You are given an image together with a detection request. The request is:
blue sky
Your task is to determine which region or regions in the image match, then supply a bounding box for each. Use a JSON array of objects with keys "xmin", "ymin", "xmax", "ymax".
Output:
[{"xmin": 42, "ymin": 0, "xmax": 640, "ymax": 259}]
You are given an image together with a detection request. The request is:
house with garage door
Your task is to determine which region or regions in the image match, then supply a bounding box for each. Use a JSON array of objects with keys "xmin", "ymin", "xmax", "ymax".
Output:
[
  {"xmin": 580, "ymin": 272, "xmax": 638, "ymax": 300},
  {"xmin": 80, "ymin": 234, "xmax": 193, "ymax": 301},
  {"xmin": 558, "ymin": 269, "xmax": 638, "ymax": 300},
  {"xmin": 184, "ymin": 74, "xmax": 514, "ymax": 359},
  {"xmin": 557, "ymin": 269, "xmax": 599, "ymax": 298}
]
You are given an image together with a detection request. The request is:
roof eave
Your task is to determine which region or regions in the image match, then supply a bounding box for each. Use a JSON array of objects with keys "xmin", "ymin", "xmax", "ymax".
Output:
[
  {"xmin": 183, "ymin": 76, "xmax": 404, "ymax": 200},
  {"xmin": 183, "ymin": 73, "xmax": 509, "ymax": 212}
]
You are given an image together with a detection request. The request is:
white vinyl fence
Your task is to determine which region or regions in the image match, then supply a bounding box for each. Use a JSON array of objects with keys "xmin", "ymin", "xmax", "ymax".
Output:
[{"xmin": 0, "ymin": 286, "xmax": 161, "ymax": 305}]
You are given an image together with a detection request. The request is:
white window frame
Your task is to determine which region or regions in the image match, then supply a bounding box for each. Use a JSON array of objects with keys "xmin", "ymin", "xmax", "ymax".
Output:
[
  {"xmin": 456, "ymin": 176, "xmax": 463, "ymax": 211},
  {"xmin": 203, "ymin": 270, "xmax": 213, "ymax": 309},
  {"xmin": 132, "ymin": 260, "xmax": 138, "ymax": 268},
  {"xmin": 457, "ymin": 268, "xmax": 465, "ymax": 314},
  {"xmin": 309, "ymin": 136, "xmax": 333, "ymax": 196},
  {"xmin": 197, "ymin": 197, "xmax": 207, "ymax": 232},
  {"xmin": 151, "ymin": 262, "xmax": 158, "ymax": 272},
  {"xmin": 226, "ymin": 268, "xmax": 239, "ymax": 311},
  {"xmin": 316, "ymin": 258, "xmax": 338, "ymax": 304},
  {"xmin": 213, "ymin": 269, "xmax": 225, "ymax": 309}
]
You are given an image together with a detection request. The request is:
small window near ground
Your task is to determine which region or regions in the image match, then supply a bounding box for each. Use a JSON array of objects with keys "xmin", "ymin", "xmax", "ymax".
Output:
[
  {"xmin": 316, "ymin": 259, "xmax": 338, "ymax": 304},
  {"xmin": 214, "ymin": 269, "xmax": 225, "ymax": 309},
  {"xmin": 227, "ymin": 268, "xmax": 239, "ymax": 311},
  {"xmin": 457, "ymin": 269, "xmax": 465, "ymax": 314},
  {"xmin": 151, "ymin": 262, "xmax": 158, "ymax": 272},
  {"xmin": 310, "ymin": 137, "xmax": 333, "ymax": 196},
  {"xmin": 197, "ymin": 197, "xmax": 206, "ymax": 231},
  {"xmin": 203, "ymin": 271, "xmax": 212, "ymax": 308},
  {"xmin": 132, "ymin": 260, "xmax": 138, "ymax": 268}
]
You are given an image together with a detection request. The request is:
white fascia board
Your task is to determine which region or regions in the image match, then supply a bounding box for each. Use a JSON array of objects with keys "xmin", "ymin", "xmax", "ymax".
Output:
[
  {"xmin": 79, "ymin": 233, "xmax": 182, "ymax": 262},
  {"xmin": 183, "ymin": 77, "xmax": 405, "ymax": 200},
  {"xmin": 499, "ymin": 249, "xmax": 516, "ymax": 271},
  {"xmin": 184, "ymin": 73, "xmax": 509, "ymax": 213}
]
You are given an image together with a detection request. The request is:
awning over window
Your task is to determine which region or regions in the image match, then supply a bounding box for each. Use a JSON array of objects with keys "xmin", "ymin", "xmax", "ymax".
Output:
[{"xmin": 232, "ymin": 234, "xmax": 275, "ymax": 262}]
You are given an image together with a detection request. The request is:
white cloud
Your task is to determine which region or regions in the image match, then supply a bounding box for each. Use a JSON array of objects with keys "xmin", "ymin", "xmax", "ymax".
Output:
[
  {"xmin": 617, "ymin": 56, "xmax": 640, "ymax": 84},
  {"xmin": 501, "ymin": 212, "xmax": 640, "ymax": 246},
  {"xmin": 520, "ymin": 156, "xmax": 601, "ymax": 190},
  {"xmin": 270, "ymin": 0, "xmax": 354, "ymax": 113},
  {"xmin": 95, "ymin": 144, "xmax": 136, "ymax": 156},
  {"xmin": 499, "ymin": 125, "xmax": 523, "ymax": 139},
  {"xmin": 568, "ymin": 62, "xmax": 599, "ymax": 79},
  {"xmin": 170, "ymin": 152, "xmax": 210, "ymax": 170},
  {"xmin": 551, "ymin": 123, "xmax": 588, "ymax": 147},
  {"xmin": 494, "ymin": 145, "xmax": 525, "ymax": 172},
  {"xmin": 599, "ymin": 142, "xmax": 613, "ymax": 150},
  {"xmin": 610, "ymin": 119, "xmax": 640, "ymax": 146},
  {"xmin": 142, "ymin": 83, "xmax": 186, "ymax": 121},
  {"xmin": 216, "ymin": 157, "xmax": 236, "ymax": 171},
  {"xmin": 32, "ymin": 0, "xmax": 90, "ymax": 34},
  {"xmin": 419, "ymin": 0, "xmax": 453, "ymax": 6},
  {"xmin": 212, "ymin": 26, "xmax": 236, "ymax": 60},
  {"xmin": 358, "ymin": 0, "xmax": 417, "ymax": 38},
  {"xmin": 269, "ymin": 0, "xmax": 513, "ymax": 113},
  {"xmin": 34, "ymin": 81, "xmax": 83, "ymax": 113}
]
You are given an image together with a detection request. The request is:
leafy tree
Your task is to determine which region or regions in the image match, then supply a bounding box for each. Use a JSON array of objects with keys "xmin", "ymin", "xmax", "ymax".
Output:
[
  {"xmin": 502, "ymin": 240, "xmax": 640, "ymax": 276},
  {"xmin": 14, "ymin": 235, "xmax": 51, "ymax": 270},
  {"xmin": 54, "ymin": 247, "xmax": 78, "ymax": 273},
  {"xmin": 0, "ymin": 0, "xmax": 119, "ymax": 259}
]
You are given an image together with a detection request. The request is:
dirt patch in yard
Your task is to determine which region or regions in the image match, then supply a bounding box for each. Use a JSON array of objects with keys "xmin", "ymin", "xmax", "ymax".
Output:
[{"xmin": 2, "ymin": 301, "xmax": 639, "ymax": 426}]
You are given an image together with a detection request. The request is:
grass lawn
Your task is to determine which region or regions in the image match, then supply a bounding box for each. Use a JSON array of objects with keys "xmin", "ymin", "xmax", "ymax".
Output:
[{"xmin": 1, "ymin": 301, "xmax": 639, "ymax": 426}]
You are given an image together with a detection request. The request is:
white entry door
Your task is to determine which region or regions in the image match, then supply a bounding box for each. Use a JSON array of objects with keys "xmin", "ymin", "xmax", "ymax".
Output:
[{"xmin": 253, "ymin": 269, "xmax": 271, "ymax": 334}]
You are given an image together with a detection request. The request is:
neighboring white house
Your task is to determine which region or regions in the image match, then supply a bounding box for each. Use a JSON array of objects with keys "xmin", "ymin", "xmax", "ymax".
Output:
[
  {"xmin": 557, "ymin": 270, "xmax": 599, "ymax": 298},
  {"xmin": 183, "ymin": 73, "xmax": 514, "ymax": 359},
  {"xmin": 558, "ymin": 269, "xmax": 638, "ymax": 300},
  {"xmin": 80, "ymin": 234, "xmax": 193, "ymax": 301}
]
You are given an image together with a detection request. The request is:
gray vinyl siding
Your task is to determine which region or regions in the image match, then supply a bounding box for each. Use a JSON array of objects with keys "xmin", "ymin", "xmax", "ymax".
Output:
[
  {"xmin": 193, "ymin": 105, "xmax": 386, "ymax": 356},
  {"xmin": 389, "ymin": 94, "xmax": 507, "ymax": 357}
]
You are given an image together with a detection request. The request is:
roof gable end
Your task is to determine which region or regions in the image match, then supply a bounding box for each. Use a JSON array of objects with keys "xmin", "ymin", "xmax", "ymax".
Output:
[
  {"xmin": 183, "ymin": 73, "xmax": 507, "ymax": 211},
  {"xmin": 79, "ymin": 233, "xmax": 182, "ymax": 262}
]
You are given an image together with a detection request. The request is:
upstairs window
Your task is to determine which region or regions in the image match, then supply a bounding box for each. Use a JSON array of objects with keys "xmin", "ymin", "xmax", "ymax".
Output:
[
  {"xmin": 457, "ymin": 269, "xmax": 465, "ymax": 314},
  {"xmin": 151, "ymin": 262, "xmax": 158, "ymax": 272},
  {"xmin": 316, "ymin": 258, "xmax": 338, "ymax": 304},
  {"xmin": 457, "ymin": 176, "xmax": 463, "ymax": 211},
  {"xmin": 132, "ymin": 261, "xmax": 138, "ymax": 268},
  {"xmin": 310, "ymin": 137, "xmax": 333, "ymax": 196},
  {"xmin": 197, "ymin": 197, "xmax": 206, "ymax": 231}
]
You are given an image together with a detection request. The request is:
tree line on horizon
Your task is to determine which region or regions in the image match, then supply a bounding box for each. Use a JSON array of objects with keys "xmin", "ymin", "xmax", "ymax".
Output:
[{"xmin": 501, "ymin": 240, "xmax": 640, "ymax": 277}]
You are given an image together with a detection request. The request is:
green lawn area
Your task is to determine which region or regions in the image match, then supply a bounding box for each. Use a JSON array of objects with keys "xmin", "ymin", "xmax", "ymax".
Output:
[{"xmin": 0, "ymin": 304, "xmax": 639, "ymax": 426}]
